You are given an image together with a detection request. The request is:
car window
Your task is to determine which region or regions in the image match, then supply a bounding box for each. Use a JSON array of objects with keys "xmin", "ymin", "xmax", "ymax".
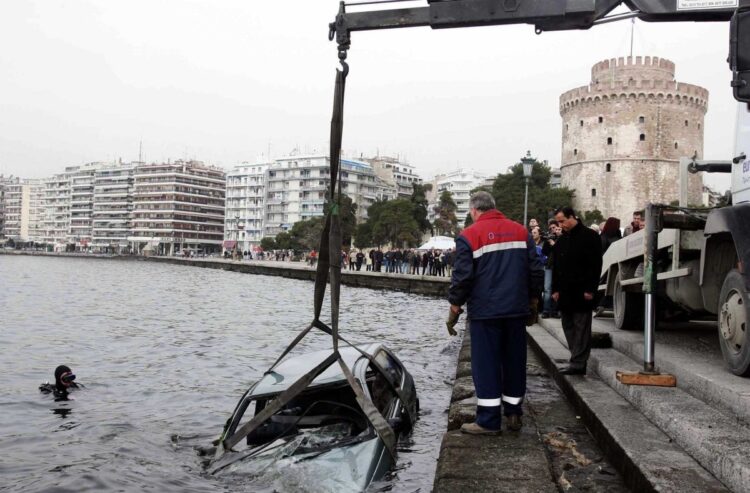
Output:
[{"xmin": 374, "ymin": 350, "xmax": 402, "ymax": 385}]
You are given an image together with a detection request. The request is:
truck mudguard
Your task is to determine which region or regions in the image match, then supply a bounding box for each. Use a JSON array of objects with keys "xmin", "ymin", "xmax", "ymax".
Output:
[{"xmin": 702, "ymin": 203, "xmax": 750, "ymax": 291}]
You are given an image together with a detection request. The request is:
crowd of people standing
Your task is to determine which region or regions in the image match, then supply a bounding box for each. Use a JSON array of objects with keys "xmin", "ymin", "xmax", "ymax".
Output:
[{"xmin": 343, "ymin": 248, "xmax": 454, "ymax": 277}]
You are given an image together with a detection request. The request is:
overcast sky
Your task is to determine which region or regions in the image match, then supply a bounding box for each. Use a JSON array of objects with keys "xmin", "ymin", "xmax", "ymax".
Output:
[{"xmin": 0, "ymin": 0, "xmax": 735, "ymax": 190}]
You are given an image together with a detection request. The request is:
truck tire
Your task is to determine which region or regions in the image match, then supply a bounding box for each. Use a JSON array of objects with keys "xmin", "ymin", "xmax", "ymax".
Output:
[
  {"xmin": 613, "ymin": 271, "xmax": 644, "ymax": 331},
  {"xmin": 718, "ymin": 269, "xmax": 750, "ymax": 377}
]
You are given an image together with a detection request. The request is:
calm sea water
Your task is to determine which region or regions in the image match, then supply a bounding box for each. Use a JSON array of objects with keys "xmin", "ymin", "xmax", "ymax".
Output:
[{"xmin": 0, "ymin": 255, "xmax": 458, "ymax": 493}]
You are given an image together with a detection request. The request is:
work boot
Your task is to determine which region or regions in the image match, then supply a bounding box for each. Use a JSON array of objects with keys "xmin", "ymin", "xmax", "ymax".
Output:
[
  {"xmin": 506, "ymin": 414, "xmax": 523, "ymax": 431},
  {"xmin": 559, "ymin": 365, "xmax": 586, "ymax": 375},
  {"xmin": 460, "ymin": 422, "xmax": 501, "ymax": 436}
]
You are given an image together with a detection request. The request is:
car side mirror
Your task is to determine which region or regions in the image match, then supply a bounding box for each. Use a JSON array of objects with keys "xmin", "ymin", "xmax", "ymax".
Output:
[{"xmin": 731, "ymin": 7, "xmax": 750, "ymax": 102}]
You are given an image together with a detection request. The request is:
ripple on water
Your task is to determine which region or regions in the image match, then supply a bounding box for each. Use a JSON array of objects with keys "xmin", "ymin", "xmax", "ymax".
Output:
[{"xmin": 0, "ymin": 255, "xmax": 456, "ymax": 492}]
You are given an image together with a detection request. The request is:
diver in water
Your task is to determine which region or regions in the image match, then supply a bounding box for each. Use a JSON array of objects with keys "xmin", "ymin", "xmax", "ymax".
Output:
[{"xmin": 40, "ymin": 365, "xmax": 81, "ymax": 401}]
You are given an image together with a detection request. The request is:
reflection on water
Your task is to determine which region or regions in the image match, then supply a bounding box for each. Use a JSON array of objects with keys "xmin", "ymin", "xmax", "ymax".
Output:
[{"xmin": 0, "ymin": 255, "xmax": 457, "ymax": 492}]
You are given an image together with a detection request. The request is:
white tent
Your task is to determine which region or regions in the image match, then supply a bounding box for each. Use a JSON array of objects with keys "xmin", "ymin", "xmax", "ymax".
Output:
[{"xmin": 417, "ymin": 236, "xmax": 456, "ymax": 251}]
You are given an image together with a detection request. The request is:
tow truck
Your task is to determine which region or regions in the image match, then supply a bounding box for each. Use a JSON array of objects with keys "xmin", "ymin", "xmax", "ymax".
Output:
[{"xmin": 328, "ymin": 0, "xmax": 750, "ymax": 376}]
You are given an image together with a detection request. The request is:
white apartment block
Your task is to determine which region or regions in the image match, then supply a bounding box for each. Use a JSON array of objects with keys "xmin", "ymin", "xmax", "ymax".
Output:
[
  {"xmin": 224, "ymin": 163, "xmax": 268, "ymax": 253},
  {"xmin": 363, "ymin": 155, "xmax": 423, "ymax": 198},
  {"xmin": 42, "ymin": 173, "xmax": 71, "ymax": 248},
  {"xmin": 92, "ymin": 163, "xmax": 136, "ymax": 252},
  {"xmin": 66, "ymin": 163, "xmax": 103, "ymax": 249},
  {"xmin": 0, "ymin": 175, "xmax": 16, "ymax": 242},
  {"xmin": 263, "ymin": 154, "xmax": 396, "ymax": 237},
  {"xmin": 3, "ymin": 178, "xmax": 44, "ymax": 242},
  {"xmin": 129, "ymin": 161, "xmax": 226, "ymax": 255},
  {"xmin": 427, "ymin": 168, "xmax": 489, "ymax": 224}
]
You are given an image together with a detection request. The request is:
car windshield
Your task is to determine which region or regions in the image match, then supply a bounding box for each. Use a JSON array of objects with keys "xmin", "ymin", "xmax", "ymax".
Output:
[{"xmin": 228, "ymin": 382, "xmax": 373, "ymax": 459}]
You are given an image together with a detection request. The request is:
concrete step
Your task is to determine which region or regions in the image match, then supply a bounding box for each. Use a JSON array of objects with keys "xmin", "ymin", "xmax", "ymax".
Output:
[
  {"xmin": 528, "ymin": 325, "xmax": 728, "ymax": 492},
  {"xmin": 588, "ymin": 316, "xmax": 750, "ymax": 427},
  {"xmin": 534, "ymin": 319, "xmax": 750, "ymax": 493}
]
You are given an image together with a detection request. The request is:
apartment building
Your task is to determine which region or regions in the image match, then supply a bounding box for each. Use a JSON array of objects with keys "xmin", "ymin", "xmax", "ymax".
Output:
[
  {"xmin": 264, "ymin": 154, "xmax": 396, "ymax": 237},
  {"xmin": 363, "ymin": 155, "xmax": 423, "ymax": 198},
  {"xmin": 0, "ymin": 175, "xmax": 16, "ymax": 242},
  {"xmin": 92, "ymin": 163, "xmax": 136, "ymax": 253},
  {"xmin": 129, "ymin": 160, "xmax": 226, "ymax": 255},
  {"xmin": 66, "ymin": 163, "xmax": 103, "ymax": 249},
  {"xmin": 42, "ymin": 173, "xmax": 71, "ymax": 249},
  {"xmin": 224, "ymin": 163, "xmax": 268, "ymax": 253},
  {"xmin": 427, "ymin": 168, "xmax": 489, "ymax": 224},
  {"xmin": 3, "ymin": 178, "xmax": 44, "ymax": 242}
]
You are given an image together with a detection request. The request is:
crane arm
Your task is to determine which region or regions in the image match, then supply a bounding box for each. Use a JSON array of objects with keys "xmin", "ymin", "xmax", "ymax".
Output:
[{"xmin": 332, "ymin": 0, "xmax": 742, "ymax": 40}]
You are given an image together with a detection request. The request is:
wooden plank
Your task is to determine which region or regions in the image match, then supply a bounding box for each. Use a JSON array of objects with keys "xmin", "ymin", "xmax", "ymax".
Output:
[{"xmin": 616, "ymin": 371, "xmax": 677, "ymax": 387}]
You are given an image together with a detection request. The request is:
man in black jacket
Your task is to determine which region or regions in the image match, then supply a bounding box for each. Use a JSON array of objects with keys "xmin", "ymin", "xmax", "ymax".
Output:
[{"xmin": 551, "ymin": 207, "xmax": 603, "ymax": 375}]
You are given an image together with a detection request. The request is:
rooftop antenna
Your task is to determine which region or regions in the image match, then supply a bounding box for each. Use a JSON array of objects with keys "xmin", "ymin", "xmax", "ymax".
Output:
[
  {"xmin": 138, "ymin": 140, "xmax": 143, "ymax": 163},
  {"xmin": 630, "ymin": 17, "xmax": 635, "ymax": 58}
]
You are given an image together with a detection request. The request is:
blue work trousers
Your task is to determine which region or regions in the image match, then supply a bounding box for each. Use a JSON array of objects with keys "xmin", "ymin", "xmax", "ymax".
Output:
[{"xmin": 470, "ymin": 316, "xmax": 527, "ymax": 430}]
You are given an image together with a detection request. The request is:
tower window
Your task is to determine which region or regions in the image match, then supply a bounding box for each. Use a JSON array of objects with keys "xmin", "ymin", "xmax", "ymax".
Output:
[
  {"xmin": 598, "ymin": 116, "xmax": 603, "ymax": 123},
  {"xmin": 640, "ymin": 134, "xmax": 646, "ymax": 141},
  {"xmin": 591, "ymin": 188, "xmax": 597, "ymax": 197},
  {"xmin": 574, "ymin": 148, "xmax": 578, "ymax": 156},
  {"xmin": 675, "ymin": 142, "xmax": 679, "ymax": 149},
  {"xmin": 606, "ymin": 163, "xmax": 611, "ymax": 172},
  {"xmin": 607, "ymin": 137, "xmax": 613, "ymax": 145},
  {"xmin": 698, "ymin": 123, "xmax": 701, "ymax": 130},
  {"xmin": 566, "ymin": 124, "xmax": 569, "ymax": 131},
  {"xmin": 639, "ymin": 116, "xmax": 645, "ymax": 123},
  {"xmin": 580, "ymin": 120, "xmax": 584, "ymax": 127},
  {"xmin": 685, "ymin": 120, "xmax": 689, "ymax": 127}
]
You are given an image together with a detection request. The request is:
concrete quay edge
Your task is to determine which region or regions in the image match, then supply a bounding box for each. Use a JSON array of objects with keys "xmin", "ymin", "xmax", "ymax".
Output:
[
  {"xmin": 527, "ymin": 325, "xmax": 727, "ymax": 492},
  {"xmin": 534, "ymin": 319, "xmax": 750, "ymax": 492}
]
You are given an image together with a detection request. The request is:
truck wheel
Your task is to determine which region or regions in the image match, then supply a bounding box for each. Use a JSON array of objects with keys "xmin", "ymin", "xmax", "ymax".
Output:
[
  {"xmin": 718, "ymin": 269, "xmax": 750, "ymax": 377},
  {"xmin": 614, "ymin": 271, "xmax": 644, "ymax": 331}
]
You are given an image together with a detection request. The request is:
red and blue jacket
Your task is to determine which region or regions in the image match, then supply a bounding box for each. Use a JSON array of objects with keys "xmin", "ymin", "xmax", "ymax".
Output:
[{"xmin": 448, "ymin": 210, "xmax": 544, "ymax": 320}]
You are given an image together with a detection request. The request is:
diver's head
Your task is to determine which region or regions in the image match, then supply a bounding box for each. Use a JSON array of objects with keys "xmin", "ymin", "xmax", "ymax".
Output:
[{"xmin": 54, "ymin": 365, "xmax": 76, "ymax": 390}]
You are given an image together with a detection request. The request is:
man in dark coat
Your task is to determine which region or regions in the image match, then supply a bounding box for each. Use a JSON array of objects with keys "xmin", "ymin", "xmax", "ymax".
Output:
[{"xmin": 551, "ymin": 206, "xmax": 603, "ymax": 375}]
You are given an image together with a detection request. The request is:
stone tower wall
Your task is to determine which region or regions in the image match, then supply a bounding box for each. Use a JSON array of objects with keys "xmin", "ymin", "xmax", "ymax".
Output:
[{"xmin": 560, "ymin": 56, "xmax": 707, "ymax": 223}]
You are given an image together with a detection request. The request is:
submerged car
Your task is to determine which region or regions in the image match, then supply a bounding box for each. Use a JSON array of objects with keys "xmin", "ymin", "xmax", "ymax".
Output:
[{"xmin": 211, "ymin": 343, "xmax": 418, "ymax": 491}]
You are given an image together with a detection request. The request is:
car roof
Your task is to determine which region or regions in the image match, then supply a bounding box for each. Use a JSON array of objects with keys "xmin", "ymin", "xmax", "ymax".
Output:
[{"xmin": 250, "ymin": 343, "xmax": 382, "ymax": 397}]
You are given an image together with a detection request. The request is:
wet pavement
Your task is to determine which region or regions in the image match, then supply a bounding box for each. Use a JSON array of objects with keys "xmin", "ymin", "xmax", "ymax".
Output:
[{"xmin": 434, "ymin": 328, "xmax": 628, "ymax": 492}]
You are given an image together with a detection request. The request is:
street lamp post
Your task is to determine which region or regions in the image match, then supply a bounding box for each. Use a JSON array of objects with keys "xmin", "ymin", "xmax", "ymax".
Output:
[{"xmin": 521, "ymin": 150, "xmax": 535, "ymax": 227}]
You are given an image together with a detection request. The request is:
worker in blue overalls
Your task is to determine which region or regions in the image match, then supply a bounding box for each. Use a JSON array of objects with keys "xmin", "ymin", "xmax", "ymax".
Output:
[{"xmin": 448, "ymin": 191, "xmax": 544, "ymax": 434}]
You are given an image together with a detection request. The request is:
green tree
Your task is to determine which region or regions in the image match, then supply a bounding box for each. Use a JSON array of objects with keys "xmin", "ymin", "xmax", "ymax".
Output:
[
  {"xmin": 410, "ymin": 183, "xmax": 433, "ymax": 234},
  {"xmin": 464, "ymin": 212, "xmax": 473, "ymax": 228},
  {"xmin": 433, "ymin": 190, "xmax": 459, "ymax": 236},
  {"xmin": 581, "ymin": 209, "xmax": 604, "ymax": 226},
  {"xmin": 354, "ymin": 221, "xmax": 373, "ymax": 249},
  {"xmin": 325, "ymin": 194, "xmax": 357, "ymax": 247},
  {"xmin": 260, "ymin": 237, "xmax": 276, "ymax": 251},
  {"xmin": 370, "ymin": 199, "xmax": 423, "ymax": 247},
  {"xmin": 491, "ymin": 159, "xmax": 575, "ymax": 225},
  {"xmin": 274, "ymin": 231, "xmax": 294, "ymax": 250},
  {"xmin": 289, "ymin": 216, "xmax": 325, "ymax": 251}
]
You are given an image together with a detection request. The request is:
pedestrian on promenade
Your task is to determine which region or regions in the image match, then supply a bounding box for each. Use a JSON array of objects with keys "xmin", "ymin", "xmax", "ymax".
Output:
[
  {"xmin": 551, "ymin": 206, "xmax": 603, "ymax": 375},
  {"xmin": 623, "ymin": 210, "xmax": 645, "ymax": 236},
  {"xmin": 448, "ymin": 191, "xmax": 544, "ymax": 434},
  {"xmin": 444, "ymin": 248, "xmax": 454, "ymax": 276},
  {"xmin": 356, "ymin": 250, "xmax": 364, "ymax": 271},
  {"xmin": 528, "ymin": 217, "xmax": 539, "ymax": 231},
  {"xmin": 541, "ymin": 220, "xmax": 561, "ymax": 318},
  {"xmin": 595, "ymin": 217, "xmax": 622, "ymax": 316}
]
